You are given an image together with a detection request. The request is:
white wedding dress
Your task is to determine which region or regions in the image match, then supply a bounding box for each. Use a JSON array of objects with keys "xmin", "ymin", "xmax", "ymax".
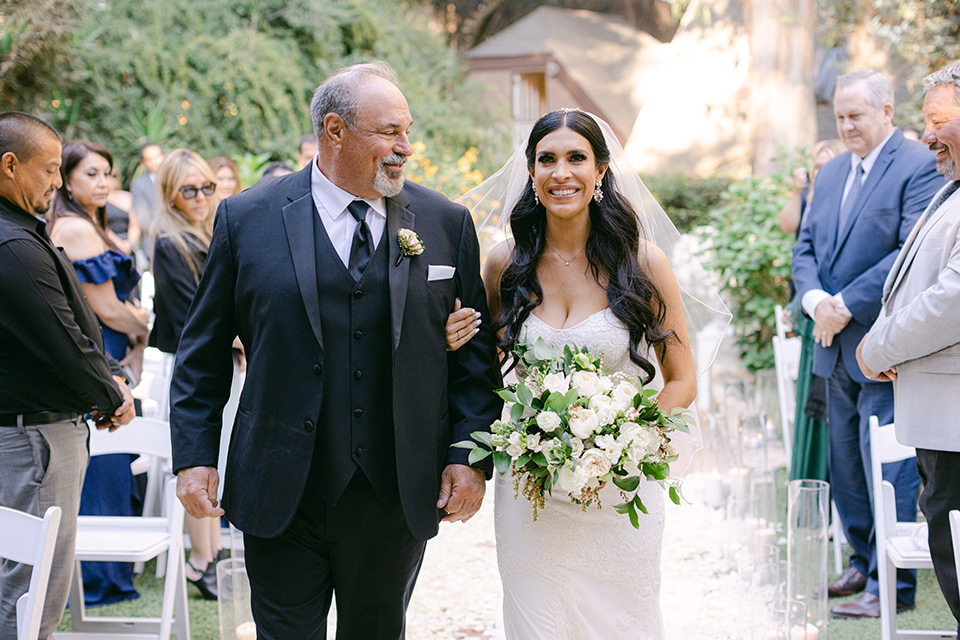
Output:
[{"xmin": 496, "ymin": 308, "xmax": 666, "ymax": 640}]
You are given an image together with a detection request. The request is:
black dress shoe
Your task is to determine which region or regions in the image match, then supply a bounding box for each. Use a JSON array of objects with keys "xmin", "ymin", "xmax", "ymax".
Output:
[
  {"xmin": 828, "ymin": 566, "xmax": 868, "ymax": 597},
  {"xmin": 830, "ymin": 593, "xmax": 915, "ymax": 619},
  {"xmin": 186, "ymin": 560, "xmax": 218, "ymax": 600}
]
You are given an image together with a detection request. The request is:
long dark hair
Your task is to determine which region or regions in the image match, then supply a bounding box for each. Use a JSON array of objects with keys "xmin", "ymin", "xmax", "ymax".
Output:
[
  {"xmin": 496, "ymin": 110, "xmax": 674, "ymax": 383},
  {"xmin": 49, "ymin": 140, "xmax": 119, "ymax": 252}
]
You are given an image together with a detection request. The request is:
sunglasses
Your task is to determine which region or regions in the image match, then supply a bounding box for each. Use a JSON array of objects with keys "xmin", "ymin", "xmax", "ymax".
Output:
[{"xmin": 178, "ymin": 183, "xmax": 217, "ymax": 200}]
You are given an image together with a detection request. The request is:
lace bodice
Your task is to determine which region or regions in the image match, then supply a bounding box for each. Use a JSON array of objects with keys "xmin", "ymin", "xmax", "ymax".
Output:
[{"xmin": 519, "ymin": 308, "xmax": 663, "ymax": 391}]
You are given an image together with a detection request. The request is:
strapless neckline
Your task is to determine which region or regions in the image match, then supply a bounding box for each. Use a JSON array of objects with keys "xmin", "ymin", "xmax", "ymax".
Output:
[{"xmin": 528, "ymin": 308, "xmax": 613, "ymax": 332}]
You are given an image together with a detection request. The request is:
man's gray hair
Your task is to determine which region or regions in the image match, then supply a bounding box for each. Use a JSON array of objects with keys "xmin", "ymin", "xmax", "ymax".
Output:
[
  {"xmin": 310, "ymin": 61, "xmax": 399, "ymax": 136},
  {"xmin": 835, "ymin": 69, "xmax": 895, "ymax": 111},
  {"xmin": 923, "ymin": 60, "xmax": 960, "ymax": 106}
]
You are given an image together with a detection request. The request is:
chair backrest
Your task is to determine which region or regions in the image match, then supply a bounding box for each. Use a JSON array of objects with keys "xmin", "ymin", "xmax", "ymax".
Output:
[
  {"xmin": 0, "ymin": 506, "xmax": 61, "ymax": 640},
  {"xmin": 869, "ymin": 416, "xmax": 917, "ymax": 547},
  {"xmin": 950, "ymin": 510, "xmax": 960, "ymax": 596},
  {"xmin": 772, "ymin": 305, "xmax": 802, "ymax": 470},
  {"xmin": 88, "ymin": 416, "xmax": 172, "ymax": 460}
]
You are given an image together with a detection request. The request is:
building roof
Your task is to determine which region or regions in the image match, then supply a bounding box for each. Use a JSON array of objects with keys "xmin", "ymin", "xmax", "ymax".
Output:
[{"xmin": 465, "ymin": 7, "xmax": 664, "ymax": 141}]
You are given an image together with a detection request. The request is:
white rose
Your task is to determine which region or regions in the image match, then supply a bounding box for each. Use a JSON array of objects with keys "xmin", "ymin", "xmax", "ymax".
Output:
[
  {"xmin": 506, "ymin": 432, "xmax": 525, "ymax": 459},
  {"xmin": 536, "ymin": 410, "xmax": 562, "ymax": 433},
  {"xmin": 569, "ymin": 437, "xmax": 585, "ymax": 458},
  {"xmin": 596, "ymin": 376, "xmax": 615, "ymax": 394},
  {"xmin": 612, "ymin": 382, "xmax": 639, "ymax": 411},
  {"xmin": 541, "ymin": 372, "xmax": 569, "ymax": 395},
  {"xmin": 570, "ymin": 371, "xmax": 600, "ymax": 397},
  {"xmin": 618, "ymin": 422, "xmax": 655, "ymax": 461},
  {"xmin": 588, "ymin": 394, "xmax": 620, "ymax": 426},
  {"xmin": 526, "ymin": 432, "xmax": 542, "ymax": 452},
  {"xmin": 567, "ymin": 407, "xmax": 600, "ymax": 439},
  {"xmin": 579, "ymin": 448, "xmax": 612, "ymax": 478},
  {"xmin": 594, "ymin": 434, "xmax": 623, "ymax": 465},
  {"xmin": 556, "ymin": 464, "xmax": 589, "ymax": 495}
]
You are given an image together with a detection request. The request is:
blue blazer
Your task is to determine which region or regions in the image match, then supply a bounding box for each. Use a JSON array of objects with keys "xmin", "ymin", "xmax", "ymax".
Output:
[{"xmin": 792, "ymin": 129, "xmax": 942, "ymax": 382}]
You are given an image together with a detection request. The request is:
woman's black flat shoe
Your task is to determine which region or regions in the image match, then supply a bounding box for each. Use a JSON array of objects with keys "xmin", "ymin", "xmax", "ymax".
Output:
[{"xmin": 186, "ymin": 560, "xmax": 218, "ymax": 600}]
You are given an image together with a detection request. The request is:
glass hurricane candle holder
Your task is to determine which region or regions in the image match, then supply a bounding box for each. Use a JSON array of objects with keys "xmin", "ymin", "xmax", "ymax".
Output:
[{"xmin": 786, "ymin": 479, "xmax": 829, "ymax": 636}]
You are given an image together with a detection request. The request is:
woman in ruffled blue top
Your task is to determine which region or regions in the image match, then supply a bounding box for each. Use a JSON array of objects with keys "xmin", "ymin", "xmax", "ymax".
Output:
[{"xmin": 49, "ymin": 140, "xmax": 150, "ymax": 607}]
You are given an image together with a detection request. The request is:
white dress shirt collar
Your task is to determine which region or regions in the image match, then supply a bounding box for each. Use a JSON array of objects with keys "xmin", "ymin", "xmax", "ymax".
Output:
[
  {"xmin": 310, "ymin": 161, "xmax": 386, "ymax": 221},
  {"xmin": 852, "ymin": 129, "xmax": 896, "ymax": 177}
]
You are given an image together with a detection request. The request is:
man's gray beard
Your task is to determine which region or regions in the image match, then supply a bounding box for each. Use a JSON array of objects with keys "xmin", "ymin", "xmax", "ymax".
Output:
[
  {"xmin": 373, "ymin": 163, "xmax": 405, "ymax": 198},
  {"xmin": 937, "ymin": 154, "xmax": 957, "ymax": 179}
]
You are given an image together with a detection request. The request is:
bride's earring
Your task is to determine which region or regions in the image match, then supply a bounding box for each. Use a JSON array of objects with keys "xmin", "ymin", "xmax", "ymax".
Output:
[
  {"xmin": 532, "ymin": 185, "xmax": 539, "ymax": 205},
  {"xmin": 593, "ymin": 178, "xmax": 603, "ymax": 203}
]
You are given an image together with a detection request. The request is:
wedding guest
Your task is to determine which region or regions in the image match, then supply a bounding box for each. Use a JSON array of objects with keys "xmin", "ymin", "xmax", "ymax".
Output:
[
  {"xmin": 149, "ymin": 149, "xmax": 222, "ymax": 599},
  {"xmin": 105, "ymin": 167, "xmax": 137, "ymax": 255},
  {"xmin": 859, "ymin": 59, "xmax": 960, "ymax": 634},
  {"xmin": 792, "ymin": 69, "xmax": 941, "ymax": 619},
  {"xmin": 783, "ymin": 138, "xmax": 845, "ymax": 481},
  {"xmin": 208, "ymin": 155, "xmax": 242, "ymax": 208},
  {"xmin": 0, "ymin": 111, "xmax": 135, "ymax": 640},
  {"xmin": 298, "ymin": 133, "xmax": 318, "ymax": 168},
  {"xmin": 48, "ymin": 139, "xmax": 149, "ymax": 607},
  {"xmin": 256, "ymin": 161, "xmax": 295, "ymax": 185},
  {"xmin": 130, "ymin": 142, "xmax": 164, "ymax": 257},
  {"xmin": 780, "ymin": 139, "xmax": 846, "ymax": 235}
]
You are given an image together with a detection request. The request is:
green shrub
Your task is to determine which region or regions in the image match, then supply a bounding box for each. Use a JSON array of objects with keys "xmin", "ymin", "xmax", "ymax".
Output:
[
  {"xmin": 698, "ymin": 149, "xmax": 806, "ymax": 370},
  {"xmin": 645, "ymin": 173, "xmax": 732, "ymax": 234}
]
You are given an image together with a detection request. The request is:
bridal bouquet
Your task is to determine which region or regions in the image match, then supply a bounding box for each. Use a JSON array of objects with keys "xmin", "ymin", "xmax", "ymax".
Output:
[{"xmin": 455, "ymin": 338, "xmax": 692, "ymax": 528}]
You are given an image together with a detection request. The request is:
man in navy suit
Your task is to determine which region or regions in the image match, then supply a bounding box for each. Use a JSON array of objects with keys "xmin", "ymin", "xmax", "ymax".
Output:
[{"xmin": 792, "ymin": 69, "xmax": 943, "ymax": 619}]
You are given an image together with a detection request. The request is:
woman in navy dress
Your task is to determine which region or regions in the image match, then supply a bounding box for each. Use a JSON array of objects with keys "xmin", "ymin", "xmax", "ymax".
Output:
[{"xmin": 49, "ymin": 140, "xmax": 150, "ymax": 606}]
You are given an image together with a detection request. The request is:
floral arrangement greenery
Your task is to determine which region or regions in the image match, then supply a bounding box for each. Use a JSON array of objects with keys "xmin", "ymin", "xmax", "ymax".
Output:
[{"xmin": 455, "ymin": 338, "xmax": 691, "ymax": 528}]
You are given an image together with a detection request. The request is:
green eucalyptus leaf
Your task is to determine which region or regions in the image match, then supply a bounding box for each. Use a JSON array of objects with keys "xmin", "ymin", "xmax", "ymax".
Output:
[
  {"xmin": 468, "ymin": 448, "xmax": 491, "ymax": 465},
  {"xmin": 516, "ymin": 382, "xmax": 534, "ymax": 406},
  {"xmin": 493, "ymin": 451, "xmax": 511, "ymax": 475},
  {"xmin": 546, "ymin": 392, "xmax": 568, "ymax": 413},
  {"xmin": 613, "ymin": 475, "xmax": 641, "ymax": 493}
]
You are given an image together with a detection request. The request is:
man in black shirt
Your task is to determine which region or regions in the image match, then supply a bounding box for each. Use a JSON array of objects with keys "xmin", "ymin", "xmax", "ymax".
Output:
[{"xmin": 0, "ymin": 112, "xmax": 135, "ymax": 640}]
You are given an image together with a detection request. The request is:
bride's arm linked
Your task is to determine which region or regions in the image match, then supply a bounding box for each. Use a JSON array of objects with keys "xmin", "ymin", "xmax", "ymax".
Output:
[
  {"xmin": 445, "ymin": 240, "xmax": 512, "ymax": 352},
  {"xmin": 642, "ymin": 241, "xmax": 697, "ymax": 412}
]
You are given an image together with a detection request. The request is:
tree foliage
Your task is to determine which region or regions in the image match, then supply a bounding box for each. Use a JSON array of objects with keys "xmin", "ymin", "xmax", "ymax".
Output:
[{"xmin": 0, "ymin": 0, "xmax": 508, "ymax": 187}]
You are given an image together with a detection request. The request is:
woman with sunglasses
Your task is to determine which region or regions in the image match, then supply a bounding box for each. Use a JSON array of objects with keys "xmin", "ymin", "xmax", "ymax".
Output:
[
  {"xmin": 48, "ymin": 140, "xmax": 150, "ymax": 607},
  {"xmin": 148, "ymin": 149, "xmax": 223, "ymax": 599}
]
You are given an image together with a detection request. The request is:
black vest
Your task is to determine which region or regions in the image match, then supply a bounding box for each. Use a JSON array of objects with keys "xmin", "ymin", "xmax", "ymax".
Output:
[{"xmin": 311, "ymin": 213, "xmax": 398, "ymax": 505}]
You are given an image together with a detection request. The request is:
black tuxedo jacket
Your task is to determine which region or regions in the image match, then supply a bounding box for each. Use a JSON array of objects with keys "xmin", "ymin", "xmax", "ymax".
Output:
[{"xmin": 169, "ymin": 166, "xmax": 501, "ymax": 541}]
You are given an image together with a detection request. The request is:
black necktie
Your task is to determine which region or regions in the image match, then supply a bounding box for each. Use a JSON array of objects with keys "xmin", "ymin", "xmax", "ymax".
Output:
[
  {"xmin": 929, "ymin": 181, "xmax": 960, "ymax": 217},
  {"xmin": 838, "ymin": 163, "xmax": 864, "ymax": 234},
  {"xmin": 347, "ymin": 200, "xmax": 373, "ymax": 281}
]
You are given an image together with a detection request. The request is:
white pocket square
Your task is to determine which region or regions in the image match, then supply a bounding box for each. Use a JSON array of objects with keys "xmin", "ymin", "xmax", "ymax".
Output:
[{"xmin": 427, "ymin": 265, "xmax": 456, "ymax": 281}]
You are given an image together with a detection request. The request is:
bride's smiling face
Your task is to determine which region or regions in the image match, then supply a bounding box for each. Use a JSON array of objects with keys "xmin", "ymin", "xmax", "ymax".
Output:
[{"xmin": 530, "ymin": 126, "xmax": 606, "ymax": 220}]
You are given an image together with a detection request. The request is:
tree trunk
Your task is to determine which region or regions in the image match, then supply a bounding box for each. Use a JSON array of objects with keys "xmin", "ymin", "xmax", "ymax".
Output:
[{"xmin": 748, "ymin": 0, "xmax": 817, "ymax": 173}]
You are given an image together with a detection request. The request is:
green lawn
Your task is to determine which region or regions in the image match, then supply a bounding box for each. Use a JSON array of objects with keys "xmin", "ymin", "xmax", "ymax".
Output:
[
  {"xmin": 57, "ymin": 559, "xmax": 218, "ymax": 639},
  {"xmin": 54, "ymin": 469, "xmax": 960, "ymax": 639}
]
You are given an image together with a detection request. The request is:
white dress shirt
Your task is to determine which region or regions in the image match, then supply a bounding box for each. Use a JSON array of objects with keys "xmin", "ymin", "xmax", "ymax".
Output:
[
  {"xmin": 310, "ymin": 160, "xmax": 386, "ymax": 267},
  {"xmin": 801, "ymin": 130, "xmax": 896, "ymax": 320}
]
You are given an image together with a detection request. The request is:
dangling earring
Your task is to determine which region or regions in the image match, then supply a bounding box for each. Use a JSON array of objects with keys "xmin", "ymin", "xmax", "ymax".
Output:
[
  {"xmin": 532, "ymin": 184, "xmax": 539, "ymax": 205},
  {"xmin": 593, "ymin": 178, "xmax": 603, "ymax": 203}
]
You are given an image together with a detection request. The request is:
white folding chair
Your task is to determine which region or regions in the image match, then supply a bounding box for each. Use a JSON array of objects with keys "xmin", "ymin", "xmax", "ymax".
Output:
[
  {"xmin": 870, "ymin": 416, "xmax": 953, "ymax": 640},
  {"xmin": 56, "ymin": 420, "xmax": 189, "ymax": 640},
  {"xmin": 772, "ymin": 304, "xmax": 801, "ymax": 470},
  {"xmin": 0, "ymin": 505, "xmax": 61, "ymax": 640}
]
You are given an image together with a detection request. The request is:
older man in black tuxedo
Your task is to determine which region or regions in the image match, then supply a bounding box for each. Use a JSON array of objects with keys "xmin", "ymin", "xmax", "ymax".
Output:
[{"xmin": 169, "ymin": 62, "xmax": 501, "ymax": 639}]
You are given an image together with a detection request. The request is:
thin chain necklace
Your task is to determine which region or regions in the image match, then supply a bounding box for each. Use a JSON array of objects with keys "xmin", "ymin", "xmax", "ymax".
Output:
[{"xmin": 545, "ymin": 237, "xmax": 586, "ymax": 266}]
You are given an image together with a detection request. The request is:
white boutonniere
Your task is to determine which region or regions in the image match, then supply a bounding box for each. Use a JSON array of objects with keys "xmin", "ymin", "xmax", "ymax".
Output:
[{"xmin": 396, "ymin": 228, "xmax": 424, "ymax": 266}]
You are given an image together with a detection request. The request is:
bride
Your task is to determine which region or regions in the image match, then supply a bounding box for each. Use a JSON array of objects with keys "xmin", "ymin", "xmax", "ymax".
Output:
[{"xmin": 445, "ymin": 109, "xmax": 725, "ymax": 639}]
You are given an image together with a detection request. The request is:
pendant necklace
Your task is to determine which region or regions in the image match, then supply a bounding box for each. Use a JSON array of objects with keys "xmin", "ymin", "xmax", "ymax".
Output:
[{"xmin": 546, "ymin": 238, "xmax": 586, "ymax": 266}]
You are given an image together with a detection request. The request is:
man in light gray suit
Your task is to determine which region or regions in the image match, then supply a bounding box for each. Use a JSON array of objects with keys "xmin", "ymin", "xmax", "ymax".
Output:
[{"xmin": 859, "ymin": 59, "xmax": 960, "ymax": 632}]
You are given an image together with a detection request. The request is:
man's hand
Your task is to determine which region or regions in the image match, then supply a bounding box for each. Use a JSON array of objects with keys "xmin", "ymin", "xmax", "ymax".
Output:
[
  {"xmin": 177, "ymin": 466, "xmax": 225, "ymax": 519},
  {"xmin": 94, "ymin": 376, "xmax": 136, "ymax": 431},
  {"xmin": 856, "ymin": 337, "xmax": 898, "ymax": 382},
  {"xmin": 437, "ymin": 463, "xmax": 485, "ymax": 523},
  {"xmin": 813, "ymin": 298, "xmax": 852, "ymax": 347}
]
